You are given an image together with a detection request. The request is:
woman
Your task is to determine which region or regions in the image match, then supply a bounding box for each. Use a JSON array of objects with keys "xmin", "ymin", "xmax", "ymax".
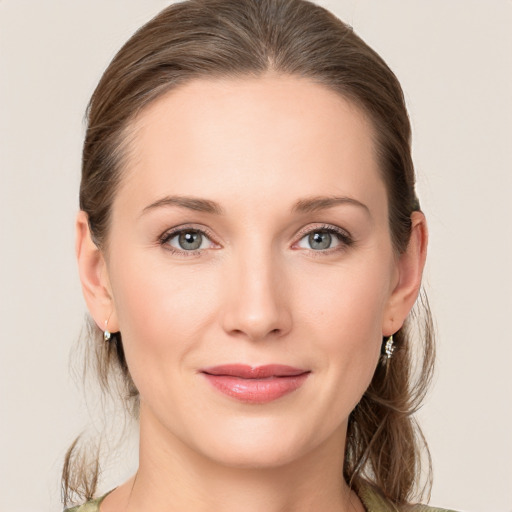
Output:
[{"xmin": 63, "ymin": 0, "xmax": 455, "ymax": 510}]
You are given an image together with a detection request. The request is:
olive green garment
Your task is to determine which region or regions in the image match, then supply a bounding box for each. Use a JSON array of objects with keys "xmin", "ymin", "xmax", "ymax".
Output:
[{"xmin": 65, "ymin": 486, "xmax": 457, "ymax": 512}]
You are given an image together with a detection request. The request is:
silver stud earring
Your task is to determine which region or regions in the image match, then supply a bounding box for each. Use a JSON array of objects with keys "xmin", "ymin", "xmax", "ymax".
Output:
[
  {"xmin": 103, "ymin": 320, "xmax": 112, "ymax": 342},
  {"xmin": 384, "ymin": 335, "xmax": 395, "ymax": 359}
]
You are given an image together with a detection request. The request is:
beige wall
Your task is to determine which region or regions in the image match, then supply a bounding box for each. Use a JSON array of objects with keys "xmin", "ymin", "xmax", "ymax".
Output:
[{"xmin": 1, "ymin": 1, "xmax": 511, "ymax": 511}]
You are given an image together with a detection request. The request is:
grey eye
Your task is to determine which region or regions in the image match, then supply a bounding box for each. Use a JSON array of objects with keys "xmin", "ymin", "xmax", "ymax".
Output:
[
  {"xmin": 308, "ymin": 231, "xmax": 332, "ymax": 250},
  {"xmin": 297, "ymin": 229, "xmax": 342, "ymax": 251},
  {"xmin": 162, "ymin": 227, "xmax": 217, "ymax": 254},
  {"xmin": 177, "ymin": 231, "xmax": 203, "ymax": 250},
  {"xmin": 164, "ymin": 230, "xmax": 212, "ymax": 251}
]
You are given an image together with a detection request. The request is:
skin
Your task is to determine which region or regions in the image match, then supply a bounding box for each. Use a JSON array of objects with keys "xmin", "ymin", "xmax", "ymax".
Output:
[{"xmin": 76, "ymin": 75, "xmax": 427, "ymax": 512}]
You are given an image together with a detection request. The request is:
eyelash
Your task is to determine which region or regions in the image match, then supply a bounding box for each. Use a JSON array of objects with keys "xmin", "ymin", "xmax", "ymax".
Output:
[
  {"xmin": 158, "ymin": 224, "xmax": 217, "ymax": 257},
  {"xmin": 293, "ymin": 224, "xmax": 354, "ymax": 255},
  {"xmin": 158, "ymin": 223, "xmax": 354, "ymax": 257}
]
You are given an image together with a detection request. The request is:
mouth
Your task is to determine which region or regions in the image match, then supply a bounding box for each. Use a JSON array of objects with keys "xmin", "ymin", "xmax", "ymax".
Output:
[{"xmin": 200, "ymin": 364, "xmax": 311, "ymax": 404}]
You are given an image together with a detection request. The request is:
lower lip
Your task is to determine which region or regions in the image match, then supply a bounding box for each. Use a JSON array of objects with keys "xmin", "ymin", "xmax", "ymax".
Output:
[{"xmin": 202, "ymin": 373, "xmax": 310, "ymax": 404}]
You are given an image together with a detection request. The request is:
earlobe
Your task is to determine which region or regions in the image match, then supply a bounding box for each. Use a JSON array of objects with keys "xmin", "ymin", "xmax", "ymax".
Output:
[
  {"xmin": 383, "ymin": 211, "xmax": 428, "ymax": 336},
  {"xmin": 75, "ymin": 211, "xmax": 119, "ymax": 333}
]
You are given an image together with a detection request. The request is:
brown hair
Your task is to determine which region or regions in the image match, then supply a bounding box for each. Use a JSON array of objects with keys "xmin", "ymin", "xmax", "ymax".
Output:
[{"xmin": 63, "ymin": 0, "xmax": 435, "ymax": 507}]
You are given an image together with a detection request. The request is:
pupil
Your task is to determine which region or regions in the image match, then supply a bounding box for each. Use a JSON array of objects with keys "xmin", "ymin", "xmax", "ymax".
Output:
[
  {"xmin": 179, "ymin": 231, "xmax": 202, "ymax": 250},
  {"xmin": 309, "ymin": 231, "xmax": 331, "ymax": 250}
]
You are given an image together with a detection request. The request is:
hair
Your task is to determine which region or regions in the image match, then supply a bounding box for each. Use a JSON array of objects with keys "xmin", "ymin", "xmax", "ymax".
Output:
[{"xmin": 63, "ymin": 0, "xmax": 435, "ymax": 507}]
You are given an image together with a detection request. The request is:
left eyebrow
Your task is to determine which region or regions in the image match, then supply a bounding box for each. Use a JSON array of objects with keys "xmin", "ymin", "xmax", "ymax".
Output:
[
  {"xmin": 292, "ymin": 195, "xmax": 371, "ymax": 216},
  {"xmin": 141, "ymin": 195, "xmax": 224, "ymax": 216}
]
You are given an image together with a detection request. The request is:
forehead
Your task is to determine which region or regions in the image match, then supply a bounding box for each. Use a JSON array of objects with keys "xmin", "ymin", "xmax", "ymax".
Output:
[{"xmin": 117, "ymin": 74, "xmax": 385, "ymax": 216}]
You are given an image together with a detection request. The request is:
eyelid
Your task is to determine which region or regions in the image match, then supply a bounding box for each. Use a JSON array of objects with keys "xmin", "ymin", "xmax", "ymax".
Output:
[
  {"xmin": 292, "ymin": 223, "xmax": 354, "ymax": 251},
  {"xmin": 157, "ymin": 222, "xmax": 353, "ymax": 257},
  {"xmin": 158, "ymin": 223, "xmax": 220, "ymax": 255}
]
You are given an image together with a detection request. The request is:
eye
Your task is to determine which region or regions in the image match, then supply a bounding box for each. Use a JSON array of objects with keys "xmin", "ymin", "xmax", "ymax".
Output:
[
  {"xmin": 297, "ymin": 230, "xmax": 339, "ymax": 251},
  {"xmin": 160, "ymin": 227, "xmax": 217, "ymax": 254},
  {"xmin": 295, "ymin": 226, "xmax": 353, "ymax": 252}
]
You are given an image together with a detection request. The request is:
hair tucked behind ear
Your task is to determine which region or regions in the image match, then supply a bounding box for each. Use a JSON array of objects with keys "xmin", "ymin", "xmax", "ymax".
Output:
[
  {"xmin": 345, "ymin": 293, "xmax": 435, "ymax": 503},
  {"xmin": 64, "ymin": 0, "xmax": 435, "ymax": 507}
]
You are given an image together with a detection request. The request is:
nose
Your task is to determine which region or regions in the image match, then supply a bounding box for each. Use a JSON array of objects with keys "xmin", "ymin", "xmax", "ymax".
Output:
[{"xmin": 220, "ymin": 247, "xmax": 292, "ymax": 342}]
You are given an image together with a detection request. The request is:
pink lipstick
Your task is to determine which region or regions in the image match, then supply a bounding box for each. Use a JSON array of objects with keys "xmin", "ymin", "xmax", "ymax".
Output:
[{"xmin": 200, "ymin": 364, "xmax": 310, "ymax": 404}]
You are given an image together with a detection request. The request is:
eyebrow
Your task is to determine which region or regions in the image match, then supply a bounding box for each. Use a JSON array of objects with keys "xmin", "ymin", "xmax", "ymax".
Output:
[
  {"xmin": 141, "ymin": 194, "xmax": 370, "ymax": 217},
  {"xmin": 142, "ymin": 195, "xmax": 224, "ymax": 215},
  {"xmin": 292, "ymin": 195, "xmax": 370, "ymax": 216}
]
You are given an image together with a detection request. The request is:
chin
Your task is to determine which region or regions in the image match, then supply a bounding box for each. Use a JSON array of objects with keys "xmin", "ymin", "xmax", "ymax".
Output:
[
  {"xmin": 206, "ymin": 440, "xmax": 305, "ymax": 470},
  {"xmin": 186, "ymin": 416, "xmax": 322, "ymax": 470}
]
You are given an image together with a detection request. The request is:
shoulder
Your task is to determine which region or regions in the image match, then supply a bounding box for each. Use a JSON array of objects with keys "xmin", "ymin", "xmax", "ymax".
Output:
[
  {"xmin": 408, "ymin": 506, "xmax": 458, "ymax": 512},
  {"xmin": 64, "ymin": 500, "xmax": 100, "ymax": 512},
  {"xmin": 408, "ymin": 506, "xmax": 457, "ymax": 512},
  {"xmin": 64, "ymin": 492, "xmax": 111, "ymax": 512},
  {"xmin": 358, "ymin": 484, "xmax": 458, "ymax": 512}
]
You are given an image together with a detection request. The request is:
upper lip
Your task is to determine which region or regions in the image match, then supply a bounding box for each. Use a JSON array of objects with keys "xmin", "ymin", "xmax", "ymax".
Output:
[{"xmin": 201, "ymin": 364, "xmax": 309, "ymax": 379}]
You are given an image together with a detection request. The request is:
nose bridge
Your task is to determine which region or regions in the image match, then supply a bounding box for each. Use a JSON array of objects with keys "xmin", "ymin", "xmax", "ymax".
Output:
[{"xmin": 221, "ymin": 238, "xmax": 291, "ymax": 341}]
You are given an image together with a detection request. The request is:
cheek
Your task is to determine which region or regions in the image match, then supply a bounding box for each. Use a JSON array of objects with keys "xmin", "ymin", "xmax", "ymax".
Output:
[
  {"xmin": 293, "ymin": 255, "xmax": 393, "ymax": 398},
  {"xmin": 295, "ymin": 254, "xmax": 393, "ymax": 341},
  {"xmin": 303, "ymin": 290, "xmax": 383, "ymax": 380},
  {"xmin": 108, "ymin": 255, "xmax": 221, "ymax": 391}
]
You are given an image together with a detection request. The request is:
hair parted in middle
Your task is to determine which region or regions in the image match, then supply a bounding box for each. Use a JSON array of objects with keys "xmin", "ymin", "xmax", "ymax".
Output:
[{"xmin": 63, "ymin": 0, "xmax": 435, "ymax": 507}]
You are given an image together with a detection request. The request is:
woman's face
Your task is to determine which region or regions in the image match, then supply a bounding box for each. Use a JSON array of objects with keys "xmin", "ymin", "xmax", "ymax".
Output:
[{"xmin": 88, "ymin": 75, "xmax": 416, "ymax": 468}]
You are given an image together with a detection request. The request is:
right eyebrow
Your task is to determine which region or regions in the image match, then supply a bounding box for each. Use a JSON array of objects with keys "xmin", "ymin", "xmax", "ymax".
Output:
[
  {"xmin": 292, "ymin": 195, "xmax": 371, "ymax": 217},
  {"xmin": 141, "ymin": 195, "xmax": 224, "ymax": 216}
]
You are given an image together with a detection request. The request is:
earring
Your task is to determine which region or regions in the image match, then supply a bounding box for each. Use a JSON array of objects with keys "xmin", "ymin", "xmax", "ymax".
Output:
[
  {"xmin": 103, "ymin": 320, "xmax": 112, "ymax": 342},
  {"xmin": 383, "ymin": 335, "xmax": 395, "ymax": 359}
]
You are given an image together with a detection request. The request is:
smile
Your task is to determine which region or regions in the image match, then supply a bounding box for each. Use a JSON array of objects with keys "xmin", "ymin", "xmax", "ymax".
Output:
[{"xmin": 200, "ymin": 364, "xmax": 311, "ymax": 404}]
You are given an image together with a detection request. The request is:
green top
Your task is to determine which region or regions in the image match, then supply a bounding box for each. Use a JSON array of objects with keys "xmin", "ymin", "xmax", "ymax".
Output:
[{"xmin": 65, "ymin": 485, "xmax": 457, "ymax": 512}]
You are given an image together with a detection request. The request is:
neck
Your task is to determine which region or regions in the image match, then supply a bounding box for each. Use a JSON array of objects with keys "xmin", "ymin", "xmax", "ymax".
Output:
[{"xmin": 117, "ymin": 403, "xmax": 363, "ymax": 512}]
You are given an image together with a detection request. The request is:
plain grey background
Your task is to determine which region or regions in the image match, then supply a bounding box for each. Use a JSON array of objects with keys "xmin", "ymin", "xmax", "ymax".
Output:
[{"xmin": 1, "ymin": 1, "xmax": 511, "ymax": 511}]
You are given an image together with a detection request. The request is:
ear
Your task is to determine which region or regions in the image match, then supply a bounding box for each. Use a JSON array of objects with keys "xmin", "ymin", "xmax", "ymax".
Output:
[
  {"xmin": 382, "ymin": 211, "xmax": 428, "ymax": 336},
  {"xmin": 75, "ymin": 211, "xmax": 119, "ymax": 333}
]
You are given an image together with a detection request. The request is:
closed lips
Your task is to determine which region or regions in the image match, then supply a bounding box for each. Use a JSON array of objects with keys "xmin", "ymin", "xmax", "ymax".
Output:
[
  {"xmin": 200, "ymin": 364, "xmax": 310, "ymax": 378},
  {"xmin": 200, "ymin": 365, "xmax": 311, "ymax": 404}
]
